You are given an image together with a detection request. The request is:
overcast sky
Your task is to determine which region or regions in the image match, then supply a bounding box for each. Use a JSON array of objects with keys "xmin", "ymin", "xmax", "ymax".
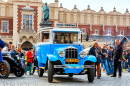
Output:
[{"xmin": 44, "ymin": 0, "xmax": 129, "ymax": 14}]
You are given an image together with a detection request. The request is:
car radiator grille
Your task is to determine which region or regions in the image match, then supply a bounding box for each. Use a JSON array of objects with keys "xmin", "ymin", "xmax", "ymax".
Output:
[{"xmin": 65, "ymin": 47, "xmax": 78, "ymax": 64}]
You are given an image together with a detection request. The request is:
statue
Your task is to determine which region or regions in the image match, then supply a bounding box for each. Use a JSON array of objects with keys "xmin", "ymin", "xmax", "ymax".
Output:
[
  {"xmin": 42, "ymin": 3, "xmax": 50, "ymax": 21},
  {"xmin": 40, "ymin": 3, "xmax": 52, "ymax": 28}
]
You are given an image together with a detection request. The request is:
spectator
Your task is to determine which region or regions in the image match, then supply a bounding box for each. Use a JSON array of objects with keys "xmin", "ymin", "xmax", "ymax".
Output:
[
  {"xmin": 8, "ymin": 42, "xmax": 12, "ymax": 51},
  {"xmin": 122, "ymin": 52, "xmax": 126, "ymax": 69},
  {"xmin": 0, "ymin": 39, "xmax": 5, "ymax": 62},
  {"xmin": 19, "ymin": 51, "xmax": 24, "ymax": 58},
  {"xmin": 111, "ymin": 40, "xmax": 123, "ymax": 78},
  {"xmin": 107, "ymin": 46, "xmax": 113, "ymax": 74},
  {"xmin": 89, "ymin": 41, "xmax": 101, "ymax": 79},
  {"xmin": 128, "ymin": 54, "xmax": 130, "ymax": 72},
  {"xmin": 101, "ymin": 44, "xmax": 110, "ymax": 75},
  {"xmin": 17, "ymin": 44, "xmax": 22, "ymax": 53},
  {"xmin": 32, "ymin": 49, "xmax": 38, "ymax": 75},
  {"xmin": 25, "ymin": 48, "xmax": 33, "ymax": 75},
  {"xmin": 125, "ymin": 51, "xmax": 129, "ymax": 69},
  {"xmin": 10, "ymin": 45, "xmax": 17, "ymax": 62}
]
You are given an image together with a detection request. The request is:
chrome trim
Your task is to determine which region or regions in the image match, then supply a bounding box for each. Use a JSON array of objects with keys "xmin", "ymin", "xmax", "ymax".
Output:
[{"xmin": 54, "ymin": 65, "xmax": 95, "ymax": 68}]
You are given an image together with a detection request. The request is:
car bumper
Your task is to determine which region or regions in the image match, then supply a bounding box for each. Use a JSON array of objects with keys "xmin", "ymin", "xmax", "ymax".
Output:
[{"xmin": 54, "ymin": 65, "xmax": 95, "ymax": 68}]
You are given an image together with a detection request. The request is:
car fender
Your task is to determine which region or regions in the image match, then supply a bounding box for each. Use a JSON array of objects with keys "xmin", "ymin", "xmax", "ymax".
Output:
[
  {"xmin": 82, "ymin": 55, "xmax": 97, "ymax": 64},
  {"xmin": 47, "ymin": 54, "xmax": 60, "ymax": 62}
]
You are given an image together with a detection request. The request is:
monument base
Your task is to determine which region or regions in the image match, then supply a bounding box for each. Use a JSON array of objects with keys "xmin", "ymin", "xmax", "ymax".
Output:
[{"xmin": 40, "ymin": 21, "xmax": 52, "ymax": 28}]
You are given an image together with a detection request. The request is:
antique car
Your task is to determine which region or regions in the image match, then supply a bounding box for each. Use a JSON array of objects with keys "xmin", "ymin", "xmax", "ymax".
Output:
[
  {"xmin": 35, "ymin": 27, "xmax": 97, "ymax": 83},
  {"xmin": 0, "ymin": 51, "xmax": 25, "ymax": 78}
]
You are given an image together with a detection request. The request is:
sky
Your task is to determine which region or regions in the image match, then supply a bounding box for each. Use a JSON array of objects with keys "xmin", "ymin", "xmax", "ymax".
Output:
[{"xmin": 43, "ymin": 0, "xmax": 130, "ymax": 14}]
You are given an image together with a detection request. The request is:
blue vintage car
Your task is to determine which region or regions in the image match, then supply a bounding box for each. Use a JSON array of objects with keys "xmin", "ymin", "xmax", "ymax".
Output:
[{"xmin": 35, "ymin": 27, "xmax": 97, "ymax": 83}]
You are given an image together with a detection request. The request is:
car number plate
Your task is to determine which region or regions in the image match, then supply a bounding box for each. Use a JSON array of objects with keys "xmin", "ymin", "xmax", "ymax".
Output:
[{"xmin": 66, "ymin": 59, "xmax": 79, "ymax": 62}]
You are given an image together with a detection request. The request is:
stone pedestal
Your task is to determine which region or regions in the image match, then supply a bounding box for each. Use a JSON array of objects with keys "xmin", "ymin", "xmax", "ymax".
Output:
[{"xmin": 40, "ymin": 21, "xmax": 52, "ymax": 28}]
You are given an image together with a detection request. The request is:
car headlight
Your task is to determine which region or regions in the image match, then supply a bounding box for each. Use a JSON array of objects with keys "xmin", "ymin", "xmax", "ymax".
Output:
[
  {"xmin": 79, "ymin": 51, "xmax": 86, "ymax": 58},
  {"xmin": 58, "ymin": 51, "xmax": 65, "ymax": 57}
]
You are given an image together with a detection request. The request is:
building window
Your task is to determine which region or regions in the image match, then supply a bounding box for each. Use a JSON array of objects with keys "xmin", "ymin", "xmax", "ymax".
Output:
[
  {"xmin": 1, "ymin": 21, "xmax": 8, "ymax": 33},
  {"xmin": 108, "ymin": 30, "xmax": 111, "ymax": 35},
  {"xmin": 95, "ymin": 29, "xmax": 98, "ymax": 35},
  {"xmin": 23, "ymin": 14, "xmax": 33, "ymax": 29},
  {"xmin": 121, "ymin": 30, "xmax": 124, "ymax": 35}
]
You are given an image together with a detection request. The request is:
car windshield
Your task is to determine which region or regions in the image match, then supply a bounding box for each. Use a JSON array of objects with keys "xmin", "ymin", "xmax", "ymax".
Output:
[{"xmin": 53, "ymin": 32, "xmax": 78, "ymax": 44}]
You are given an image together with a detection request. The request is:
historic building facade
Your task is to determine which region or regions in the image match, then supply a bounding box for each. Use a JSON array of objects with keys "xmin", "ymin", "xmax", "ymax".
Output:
[{"xmin": 0, "ymin": 0, "xmax": 130, "ymax": 49}]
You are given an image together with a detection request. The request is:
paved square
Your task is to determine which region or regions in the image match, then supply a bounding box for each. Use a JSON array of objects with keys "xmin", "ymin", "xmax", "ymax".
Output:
[{"xmin": 0, "ymin": 71, "xmax": 130, "ymax": 86}]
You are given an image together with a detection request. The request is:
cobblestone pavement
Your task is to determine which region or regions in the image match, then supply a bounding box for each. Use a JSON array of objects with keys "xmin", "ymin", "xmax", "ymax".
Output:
[{"xmin": 0, "ymin": 71, "xmax": 130, "ymax": 86}]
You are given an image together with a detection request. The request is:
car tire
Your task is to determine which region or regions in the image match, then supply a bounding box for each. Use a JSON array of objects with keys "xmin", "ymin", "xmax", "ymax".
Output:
[
  {"xmin": 14, "ymin": 68, "xmax": 25, "ymax": 77},
  {"xmin": 38, "ymin": 68, "xmax": 44, "ymax": 77},
  {"xmin": 0, "ymin": 60, "xmax": 10, "ymax": 78},
  {"xmin": 69, "ymin": 75, "xmax": 73, "ymax": 77},
  {"xmin": 87, "ymin": 62, "xmax": 95, "ymax": 82},
  {"xmin": 48, "ymin": 60, "xmax": 54, "ymax": 83}
]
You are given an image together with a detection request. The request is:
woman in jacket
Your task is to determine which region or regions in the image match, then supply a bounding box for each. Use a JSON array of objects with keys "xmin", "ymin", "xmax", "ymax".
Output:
[{"xmin": 89, "ymin": 41, "xmax": 101, "ymax": 79}]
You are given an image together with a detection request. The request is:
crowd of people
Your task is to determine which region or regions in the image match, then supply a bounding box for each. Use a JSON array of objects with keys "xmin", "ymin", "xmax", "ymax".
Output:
[
  {"xmin": 1, "ymin": 38, "xmax": 130, "ymax": 78},
  {"xmin": 89, "ymin": 40, "xmax": 130, "ymax": 79},
  {"xmin": 2, "ymin": 42, "xmax": 37, "ymax": 75}
]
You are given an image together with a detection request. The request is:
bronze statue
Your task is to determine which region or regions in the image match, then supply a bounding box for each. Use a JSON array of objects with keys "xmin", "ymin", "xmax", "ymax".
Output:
[{"xmin": 42, "ymin": 3, "xmax": 50, "ymax": 21}]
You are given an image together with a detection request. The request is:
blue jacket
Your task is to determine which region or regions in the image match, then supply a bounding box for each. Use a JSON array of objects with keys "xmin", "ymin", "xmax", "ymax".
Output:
[{"xmin": 0, "ymin": 39, "xmax": 5, "ymax": 62}]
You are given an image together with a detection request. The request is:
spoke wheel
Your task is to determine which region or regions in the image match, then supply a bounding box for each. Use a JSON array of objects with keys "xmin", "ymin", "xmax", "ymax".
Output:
[{"xmin": 0, "ymin": 60, "xmax": 10, "ymax": 78}]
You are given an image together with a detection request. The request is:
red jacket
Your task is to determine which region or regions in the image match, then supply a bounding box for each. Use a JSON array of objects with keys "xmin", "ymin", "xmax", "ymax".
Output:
[{"xmin": 26, "ymin": 51, "xmax": 33, "ymax": 63}]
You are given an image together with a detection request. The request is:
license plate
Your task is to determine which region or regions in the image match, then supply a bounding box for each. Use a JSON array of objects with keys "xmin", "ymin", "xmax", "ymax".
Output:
[{"xmin": 66, "ymin": 59, "xmax": 79, "ymax": 62}]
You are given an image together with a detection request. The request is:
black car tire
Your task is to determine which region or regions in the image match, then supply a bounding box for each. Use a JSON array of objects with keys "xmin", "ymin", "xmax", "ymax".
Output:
[
  {"xmin": 14, "ymin": 68, "xmax": 25, "ymax": 77},
  {"xmin": 87, "ymin": 62, "xmax": 95, "ymax": 82},
  {"xmin": 0, "ymin": 60, "xmax": 10, "ymax": 78},
  {"xmin": 48, "ymin": 60, "xmax": 54, "ymax": 83},
  {"xmin": 38, "ymin": 68, "xmax": 44, "ymax": 77},
  {"xmin": 69, "ymin": 74, "xmax": 73, "ymax": 77}
]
